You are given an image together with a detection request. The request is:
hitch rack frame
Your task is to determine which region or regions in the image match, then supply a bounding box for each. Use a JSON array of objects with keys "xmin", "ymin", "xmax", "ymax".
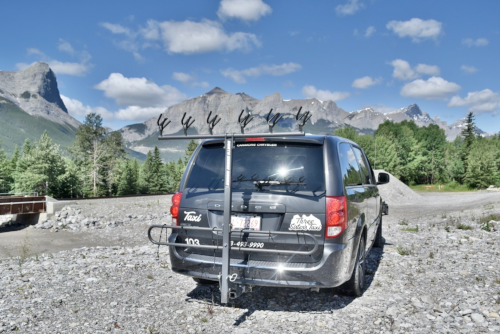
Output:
[
  {"xmin": 148, "ymin": 225, "xmax": 319, "ymax": 255},
  {"xmin": 150, "ymin": 108, "xmax": 313, "ymax": 304}
]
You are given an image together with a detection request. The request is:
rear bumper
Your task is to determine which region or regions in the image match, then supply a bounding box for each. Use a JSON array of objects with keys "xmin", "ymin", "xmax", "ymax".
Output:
[{"xmin": 169, "ymin": 234, "xmax": 356, "ymax": 288}]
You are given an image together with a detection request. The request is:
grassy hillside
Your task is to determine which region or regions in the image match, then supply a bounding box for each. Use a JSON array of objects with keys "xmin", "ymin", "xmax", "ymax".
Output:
[{"xmin": 0, "ymin": 97, "xmax": 77, "ymax": 156}]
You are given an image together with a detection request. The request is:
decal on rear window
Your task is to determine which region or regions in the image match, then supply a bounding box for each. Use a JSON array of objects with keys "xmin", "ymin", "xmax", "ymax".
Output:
[{"xmin": 289, "ymin": 214, "xmax": 322, "ymax": 231}]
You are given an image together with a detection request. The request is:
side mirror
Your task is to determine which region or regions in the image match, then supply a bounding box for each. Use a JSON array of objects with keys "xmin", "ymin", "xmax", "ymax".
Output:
[{"xmin": 377, "ymin": 172, "xmax": 390, "ymax": 185}]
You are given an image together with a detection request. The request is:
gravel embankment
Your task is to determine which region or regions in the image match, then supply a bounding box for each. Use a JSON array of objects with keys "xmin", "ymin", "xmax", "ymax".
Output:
[{"xmin": 1, "ymin": 189, "xmax": 500, "ymax": 333}]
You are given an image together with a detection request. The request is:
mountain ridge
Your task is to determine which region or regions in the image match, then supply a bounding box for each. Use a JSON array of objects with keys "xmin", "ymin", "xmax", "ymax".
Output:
[{"xmin": 0, "ymin": 63, "xmax": 482, "ymax": 161}]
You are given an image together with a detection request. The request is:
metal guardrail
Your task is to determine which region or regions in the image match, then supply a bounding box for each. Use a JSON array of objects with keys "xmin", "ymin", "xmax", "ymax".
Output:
[
  {"xmin": 0, "ymin": 192, "xmax": 39, "ymax": 197},
  {"xmin": 0, "ymin": 196, "xmax": 46, "ymax": 215}
]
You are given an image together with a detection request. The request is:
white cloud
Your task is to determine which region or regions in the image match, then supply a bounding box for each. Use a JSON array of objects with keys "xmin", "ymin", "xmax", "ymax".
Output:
[
  {"xmin": 302, "ymin": 85, "xmax": 350, "ymax": 102},
  {"xmin": 221, "ymin": 69, "xmax": 246, "ymax": 84},
  {"xmin": 461, "ymin": 65, "xmax": 478, "ymax": 74},
  {"xmin": 217, "ymin": 0, "xmax": 272, "ymax": 21},
  {"xmin": 401, "ymin": 77, "xmax": 461, "ymax": 100},
  {"xmin": 20, "ymin": 44, "xmax": 91, "ymax": 76},
  {"xmin": 448, "ymin": 89, "xmax": 500, "ymax": 113},
  {"xmin": 61, "ymin": 95, "xmax": 114, "ymax": 120},
  {"xmin": 172, "ymin": 72, "xmax": 193, "ymax": 84},
  {"xmin": 152, "ymin": 19, "xmax": 261, "ymax": 54},
  {"xmin": 94, "ymin": 73, "xmax": 186, "ymax": 107},
  {"xmin": 365, "ymin": 26, "xmax": 376, "ymax": 37},
  {"xmin": 172, "ymin": 72, "xmax": 210, "ymax": 88},
  {"xmin": 391, "ymin": 59, "xmax": 440, "ymax": 81},
  {"xmin": 140, "ymin": 20, "xmax": 161, "ymax": 40},
  {"xmin": 391, "ymin": 59, "xmax": 417, "ymax": 81},
  {"xmin": 18, "ymin": 60, "xmax": 89, "ymax": 77},
  {"xmin": 26, "ymin": 48, "xmax": 45, "ymax": 57},
  {"xmin": 352, "ymin": 76, "xmax": 382, "ymax": 89},
  {"xmin": 221, "ymin": 62, "xmax": 301, "ymax": 83},
  {"xmin": 115, "ymin": 106, "xmax": 167, "ymax": 122},
  {"xmin": 462, "ymin": 37, "xmax": 489, "ymax": 47},
  {"xmin": 58, "ymin": 39, "xmax": 75, "ymax": 55},
  {"xmin": 100, "ymin": 22, "xmax": 133, "ymax": 37},
  {"xmin": 415, "ymin": 64, "xmax": 440, "ymax": 76},
  {"xmin": 106, "ymin": 18, "xmax": 261, "ymax": 58},
  {"xmin": 49, "ymin": 60, "xmax": 89, "ymax": 76},
  {"xmin": 62, "ymin": 95, "xmax": 169, "ymax": 124},
  {"xmin": 386, "ymin": 18, "xmax": 442, "ymax": 42},
  {"xmin": 336, "ymin": 0, "xmax": 364, "ymax": 16}
]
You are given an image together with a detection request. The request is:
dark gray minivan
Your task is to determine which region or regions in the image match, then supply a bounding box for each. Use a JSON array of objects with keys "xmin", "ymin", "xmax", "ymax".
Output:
[{"xmin": 167, "ymin": 135, "xmax": 389, "ymax": 296}]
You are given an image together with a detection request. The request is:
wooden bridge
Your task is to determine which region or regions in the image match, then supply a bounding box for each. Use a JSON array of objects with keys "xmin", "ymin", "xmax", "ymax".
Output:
[{"xmin": 0, "ymin": 195, "xmax": 46, "ymax": 215}]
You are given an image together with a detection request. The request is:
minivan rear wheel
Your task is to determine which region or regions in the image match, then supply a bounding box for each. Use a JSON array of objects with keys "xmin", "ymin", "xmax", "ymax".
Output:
[
  {"xmin": 342, "ymin": 237, "xmax": 366, "ymax": 297},
  {"xmin": 374, "ymin": 217, "xmax": 383, "ymax": 248}
]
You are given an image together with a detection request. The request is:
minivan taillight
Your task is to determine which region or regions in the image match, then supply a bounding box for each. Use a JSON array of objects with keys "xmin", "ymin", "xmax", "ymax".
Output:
[
  {"xmin": 170, "ymin": 192, "xmax": 182, "ymax": 225},
  {"xmin": 325, "ymin": 196, "xmax": 347, "ymax": 238}
]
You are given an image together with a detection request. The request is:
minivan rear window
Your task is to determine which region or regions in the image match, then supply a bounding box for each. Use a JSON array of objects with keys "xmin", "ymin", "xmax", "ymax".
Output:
[{"xmin": 185, "ymin": 142, "xmax": 325, "ymax": 193}]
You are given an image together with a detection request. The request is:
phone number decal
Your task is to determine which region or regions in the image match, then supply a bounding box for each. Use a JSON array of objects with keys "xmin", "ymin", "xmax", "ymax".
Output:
[{"xmin": 230, "ymin": 241, "xmax": 265, "ymax": 248}]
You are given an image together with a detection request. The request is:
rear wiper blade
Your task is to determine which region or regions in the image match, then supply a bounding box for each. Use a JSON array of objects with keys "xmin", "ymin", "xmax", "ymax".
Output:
[{"xmin": 253, "ymin": 179, "xmax": 306, "ymax": 190}]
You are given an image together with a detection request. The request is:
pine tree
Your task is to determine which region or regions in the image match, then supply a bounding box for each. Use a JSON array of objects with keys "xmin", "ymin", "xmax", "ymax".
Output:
[
  {"xmin": 70, "ymin": 113, "xmax": 126, "ymax": 197},
  {"xmin": 117, "ymin": 160, "xmax": 138, "ymax": 195},
  {"xmin": 184, "ymin": 140, "xmax": 198, "ymax": 164},
  {"xmin": 13, "ymin": 132, "xmax": 65, "ymax": 196},
  {"xmin": 140, "ymin": 151, "xmax": 154, "ymax": 194},
  {"xmin": 0, "ymin": 142, "xmax": 11, "ymax": 194},
  {"xmin": 461, "ymin": 112, "xmax": 477, "ymax": 150}
]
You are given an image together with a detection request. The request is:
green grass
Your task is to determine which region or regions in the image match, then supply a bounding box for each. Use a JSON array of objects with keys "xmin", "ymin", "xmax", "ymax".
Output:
[
  {"xmin": 410, "ymin": 182, "xmax": 473, "ymax": 192},
  {"xmin": 480, "ymin": 213, "xmax": 500, "ymax": 224},
  {"xmin": 401, "ymin": 226, "xmax": 419, "ymax": 233},
  {"xmin": 397, "ymin": 245, "xmax": 411, "ymax": 256},
  {"xmin": 398, "ymin": 219, "xmax": 409, "ymax": 226},
  {"xmin": 457, "ymin": 223, "xmax": 473, "ymax": 230}
]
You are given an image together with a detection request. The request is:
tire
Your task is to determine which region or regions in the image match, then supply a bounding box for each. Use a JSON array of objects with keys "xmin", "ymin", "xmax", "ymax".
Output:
[
  {"xmin": 342, "ymin": 237, "xmax": 366, "ymax": 297},
  {"xmin": 193, "ymin": 277, "xmax": 218, "ymax": 285},
  {"xmin": 374, "ymin": 217, "xmax": 384, "ymax": 248}
]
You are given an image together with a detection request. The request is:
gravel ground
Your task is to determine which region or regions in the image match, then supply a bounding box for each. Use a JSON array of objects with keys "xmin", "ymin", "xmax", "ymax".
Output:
[{"xmin": 1, "ymin": 187, "xmax": 500, "ymax": 333}]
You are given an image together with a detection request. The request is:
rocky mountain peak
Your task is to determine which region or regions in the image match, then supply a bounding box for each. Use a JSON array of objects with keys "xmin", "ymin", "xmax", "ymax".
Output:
[
  {"xmin": 24, "ymin": 62, "xmax": 68, "ymax": 113},
  {"xmin": 0, "ymin": 62, "xmax": 78, "ymax": 127},
  {"xmin": 0, "ymin": 62, "xmax": 67, "ymax": 113},
  {"xmin": 206, "ymin": 87, "xmax": 228, "ymax": 95},
  {"xmin": 402, "ymin": 104, "xmax": 422, "ymax": 118}
]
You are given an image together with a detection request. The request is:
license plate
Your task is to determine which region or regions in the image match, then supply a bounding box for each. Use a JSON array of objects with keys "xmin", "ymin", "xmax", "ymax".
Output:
[{"xmin": 231, "ymin": 215, "xmax": 261, "ymax": 230}]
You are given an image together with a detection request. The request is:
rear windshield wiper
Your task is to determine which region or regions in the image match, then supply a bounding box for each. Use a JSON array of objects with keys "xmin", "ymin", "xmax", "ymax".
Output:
[
  {"xmin": 232, "ymin": 174, "xmax": 306, "ymax": 190},
  {"xmin": 253, "ymin": 178, "xmax": 306, "ymax": 190}
]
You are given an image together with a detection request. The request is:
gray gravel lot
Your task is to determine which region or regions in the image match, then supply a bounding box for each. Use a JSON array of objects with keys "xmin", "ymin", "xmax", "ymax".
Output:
[{"xmin": 1, "ymin": 188, "xmax": 499, "ymax": 333}]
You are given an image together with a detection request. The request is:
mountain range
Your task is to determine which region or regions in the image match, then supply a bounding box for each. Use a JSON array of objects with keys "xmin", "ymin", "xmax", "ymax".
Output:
[{"xmin": 1, "ymin": 62, "xmax": 478, "ymax": 161}]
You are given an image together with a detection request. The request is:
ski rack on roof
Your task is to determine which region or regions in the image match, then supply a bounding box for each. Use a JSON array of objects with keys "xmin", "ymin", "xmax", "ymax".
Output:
[{"xmin": 148, "ymin": 107, "xmax": 312, "ymax": 304}]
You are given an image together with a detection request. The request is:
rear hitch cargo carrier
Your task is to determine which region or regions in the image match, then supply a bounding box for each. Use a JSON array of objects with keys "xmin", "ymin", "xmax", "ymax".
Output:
[
  {"xmin": 148, "ymin": 225, "xmax": 321, "ymax": 300},
  {"xmin": 148, "ymin": 225, "xmax": 319, "ymax": 256},
  {"xmin": 149, "ymin": 107, "xmax": 313, "ymax": 303}
]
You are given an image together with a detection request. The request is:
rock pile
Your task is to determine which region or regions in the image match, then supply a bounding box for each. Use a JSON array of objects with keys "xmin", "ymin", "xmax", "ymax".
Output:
[
  {"xmin": 375, "ymin": 170, "xmax": 421, "ymax": 204},
  {"xmin": 35, "ymin": 205, "xmax": 166, "ymax": 232}
]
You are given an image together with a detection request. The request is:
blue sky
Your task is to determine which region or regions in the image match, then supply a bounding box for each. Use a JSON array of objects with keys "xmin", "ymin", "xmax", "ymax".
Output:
[{"xmin": 1, "ymin": 0, "xmax": 499, "ymax": 134}]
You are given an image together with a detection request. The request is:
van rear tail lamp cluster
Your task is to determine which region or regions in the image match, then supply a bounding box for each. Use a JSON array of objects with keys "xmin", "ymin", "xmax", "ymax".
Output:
[{"xmin": 325, "ymin": 196, "xmax": 347, "ymax": 238}]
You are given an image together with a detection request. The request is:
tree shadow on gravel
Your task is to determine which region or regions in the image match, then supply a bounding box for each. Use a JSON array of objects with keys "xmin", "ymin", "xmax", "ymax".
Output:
[{"xmin": 185, "ymin": 242, "xmax": 386, "ymax": 327}]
